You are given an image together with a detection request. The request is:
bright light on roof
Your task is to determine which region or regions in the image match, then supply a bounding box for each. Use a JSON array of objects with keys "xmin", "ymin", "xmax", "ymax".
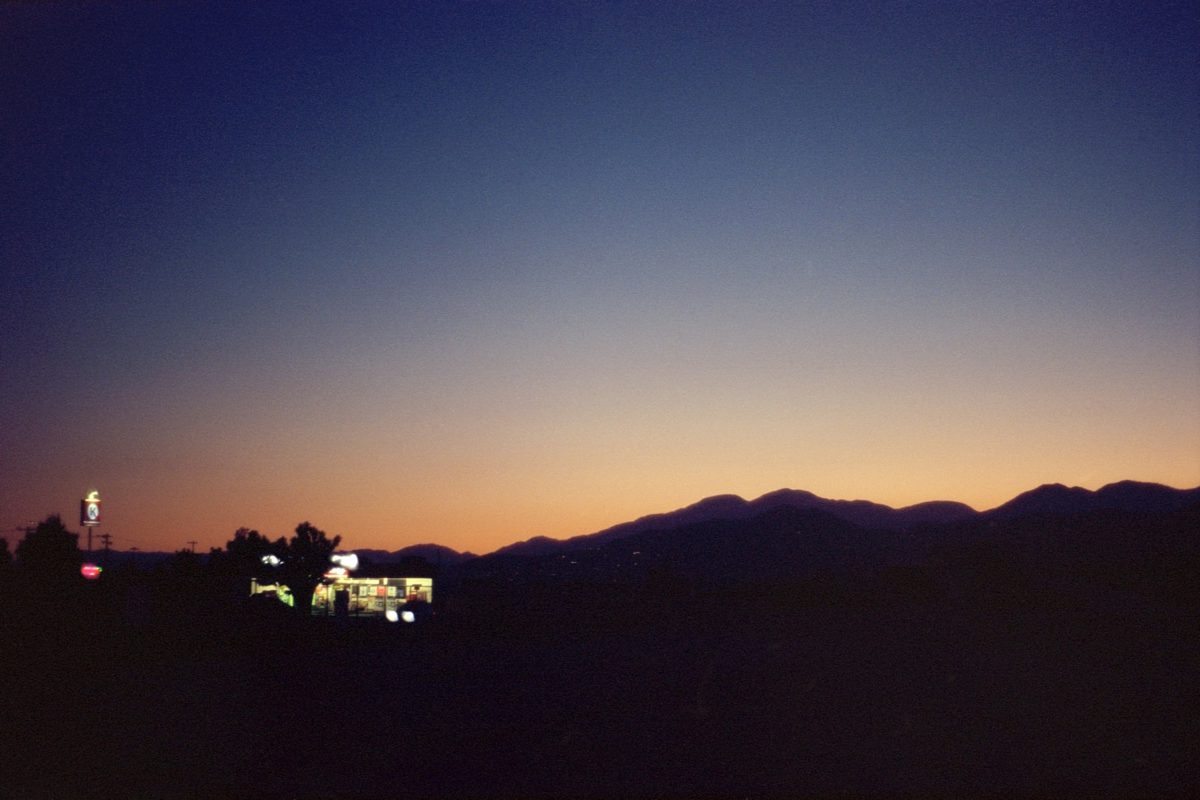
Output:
[
  {"xmin": 324, "ymin": 566, "xmax": 348, "ymax": 578},
  {"xmin": 330, "ymin": 553, "xmax": 359, "ymax": 571}
]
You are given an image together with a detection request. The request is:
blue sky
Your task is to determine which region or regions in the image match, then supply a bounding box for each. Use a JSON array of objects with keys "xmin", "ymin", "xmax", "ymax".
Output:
[{"xmin": 2, "ymin": 1, "xmax": 1197, "ymax": 553}]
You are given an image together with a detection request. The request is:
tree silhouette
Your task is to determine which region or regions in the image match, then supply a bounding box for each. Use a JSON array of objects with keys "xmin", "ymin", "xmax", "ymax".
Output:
[
  {"xmin": 15, "ymin": 514, "xmax": 82, "ymax": 581},
  {"xmin": 0, "ymin": 537, "xmax": 12, "ymax": 583},
  {"xmin": 209, "ymin": 527, "xmax": 287, "ymax": 582},
  {"xmin": 164, "ymin": 547, "xmax": 205, "ymax": 577},
  {"xmin": 276, "ymin": 521, "xmax": 340, "ymax": 615}
]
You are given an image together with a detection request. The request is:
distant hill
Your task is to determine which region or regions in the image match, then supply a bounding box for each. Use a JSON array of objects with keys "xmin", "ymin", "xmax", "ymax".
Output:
[
  {"xmin": 350, "ymin": 544, "xmax": 475, "ymax": 565},
  {"xmin": 393, "ymin": 543, "xmax": 477, "ymax": 564},
  {"xmin": 491, "ymin": 488, "xmax": 978, "ymax": 557},
  {"xmin": 454, "ymin": 484, "xmax": 1200, "ymax": 597},
  {"xmin": 89, "ymin": 481, "xmax": 1199, "ymax": 576},
  {"xmin": 984, "ymin": 480, "xmax": 1200, "ymax": 519},
  {"xmin": 460, "ymin": 506, "xmax": 886, "ymax": 587},
  {"xmin": 90, "ymin": 544, "xmax": 477, "ymax": 574},
  {"xmin": 749, "ymin": 489, "xmax": 977, "ymax": 530},
  {"xmin": 489, "ymin": 481, "xmax": 1197, "ymax": 558}
]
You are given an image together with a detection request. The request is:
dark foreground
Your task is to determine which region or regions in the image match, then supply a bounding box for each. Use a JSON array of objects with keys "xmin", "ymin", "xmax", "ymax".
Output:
[{"xmin": 4, "ymin": 581, "xmax": 1197, "ymax": 800}]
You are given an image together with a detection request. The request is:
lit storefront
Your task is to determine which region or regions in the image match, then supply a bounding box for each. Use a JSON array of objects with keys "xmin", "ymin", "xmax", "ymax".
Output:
[
  {"xmin": 250, "ymin": 575, "xmax": 432, "ymax": 619},
  {"xmin": 313, "ymin": 576, "xmax": 432, "ymax": 618}
]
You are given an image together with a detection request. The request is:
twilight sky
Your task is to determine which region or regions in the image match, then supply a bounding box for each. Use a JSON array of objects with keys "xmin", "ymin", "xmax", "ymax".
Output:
[{"xmin": 2, "ymin": 1, "xmax": 1198, "ymax": 555}]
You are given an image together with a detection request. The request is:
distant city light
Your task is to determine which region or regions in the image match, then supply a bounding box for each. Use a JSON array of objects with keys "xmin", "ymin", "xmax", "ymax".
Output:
[{"xmin": 81, "ymin": 563, "xmax": 102, "ymax": 580}]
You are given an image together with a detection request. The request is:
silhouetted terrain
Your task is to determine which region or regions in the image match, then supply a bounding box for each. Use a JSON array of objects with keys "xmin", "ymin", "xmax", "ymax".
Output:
[
  {"xmin": 490, "ymin": 480, "xmax": 1196, "ymax": 557},
  {"xmin": 3, "ymin": 483, "xmax": 1198, "ymax": 798},
  {"xmin": 986, "ymin": 480, "xmax": 1200, "ymax": 518},
  {"xmin": 452, "ymin": 482, "xmax": 1200, "ymax": 594},
  {"xmin": 493, "ymin": 488, "xmax": 979, "ymax": 557}
]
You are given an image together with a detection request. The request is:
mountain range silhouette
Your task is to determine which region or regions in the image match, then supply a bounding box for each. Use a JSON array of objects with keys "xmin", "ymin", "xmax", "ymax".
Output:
[
  {"xmin": 96, "ymin": 480, "xmax": 1198, "ymax": 569},
  {"xmin": 488, "ymin": 479, "xmax": 1199, "ymax": 558},
  {"xmin": 451, "ymin": 480, "xmax": 1199, "ymax": 598}
]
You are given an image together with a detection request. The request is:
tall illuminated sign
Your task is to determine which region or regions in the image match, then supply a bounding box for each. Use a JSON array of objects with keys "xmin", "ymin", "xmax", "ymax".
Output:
[{"xmin": 81, "ymin": 490, "xmax": 102, "ymax": 527}]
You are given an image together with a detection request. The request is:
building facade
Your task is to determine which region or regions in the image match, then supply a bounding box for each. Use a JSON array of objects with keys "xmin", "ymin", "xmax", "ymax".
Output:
[{"xmin": 251, "ymin": 575, "xmax": 432, "ymax": 619}]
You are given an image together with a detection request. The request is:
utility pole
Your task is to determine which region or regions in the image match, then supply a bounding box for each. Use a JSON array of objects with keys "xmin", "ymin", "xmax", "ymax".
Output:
[
  {"xmin": 186, "ymin": 540, "xmax": 197, "ymax": 553},
  {"xmin": 98, "ymin": 533, "xmax": 112, "ymax": 565}
]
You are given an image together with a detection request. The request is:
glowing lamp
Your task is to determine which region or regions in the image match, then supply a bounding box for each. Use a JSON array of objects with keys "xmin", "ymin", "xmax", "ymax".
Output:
[
  {"xmin": 324, "ymin": 566, "xmax": 348, "ymax": 579},
  {"xmin": 401, "ymin": 610, "xmax": 416, "ymax": 623},
  {"xmin": 81, "ymin": 563, "xmax": 102, "ymax": 580},
  {"xmin": 330, "ymin": 553, "xmax": 359, "ymax": 572},
  {"xmin": 385, "ymin": 609, "xmax": 399, "ymax": 623}
]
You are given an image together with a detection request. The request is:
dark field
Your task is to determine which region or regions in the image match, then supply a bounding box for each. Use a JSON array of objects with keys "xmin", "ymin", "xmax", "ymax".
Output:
[{"xmin": 5, "ymin": 582, "xmax": 1196, "ymax": 799}]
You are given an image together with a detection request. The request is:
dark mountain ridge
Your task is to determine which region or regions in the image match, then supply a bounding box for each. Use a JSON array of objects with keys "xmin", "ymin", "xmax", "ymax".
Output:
[
  {"xmin": 985, "ymin": 480, "xmax": 1200, "ymax": 519},
  {"xmin": 493, "ymin": 488, "xmax": 979, "ymax": 558},
  {"xmin": 350, "ymin": 543, "xmax": 476, "ymax": 565},
  {"xmin": 491, "ymin": 480, "xmax": 1196, "ymax": 558},
  {"xmin": 79, "ymin": 481, "xmax": 1198, "ymax": 571},
  {"xmin": 455, "ymin": 493, "xmax": 1200, "ymax": 603}
]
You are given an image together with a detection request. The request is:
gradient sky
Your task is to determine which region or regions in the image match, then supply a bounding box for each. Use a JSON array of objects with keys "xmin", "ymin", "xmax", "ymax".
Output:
[{"xmin": 3, "ymin": 1, "xmax": 1198, "ymax": 555}]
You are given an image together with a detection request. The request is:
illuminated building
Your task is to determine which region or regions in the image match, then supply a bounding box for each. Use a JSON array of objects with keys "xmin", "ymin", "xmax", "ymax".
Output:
[
  {"xmin": 313, "ymin": 576, "xmax": 432, "ymax": 617},
  {"xmin": 250, "ymin": 575, "xmax": 432, "ymax": 619}
]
